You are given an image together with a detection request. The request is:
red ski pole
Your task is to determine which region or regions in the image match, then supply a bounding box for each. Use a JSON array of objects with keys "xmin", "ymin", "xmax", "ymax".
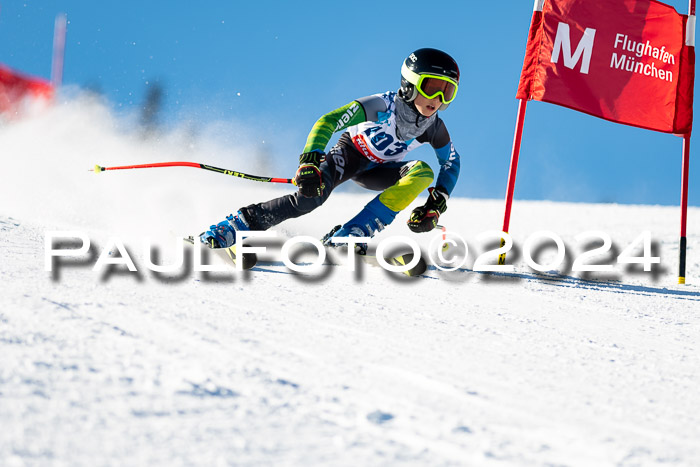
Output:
[{"xmin": 91, "ymin": 161, "xmax": 295, "ymax": 185}]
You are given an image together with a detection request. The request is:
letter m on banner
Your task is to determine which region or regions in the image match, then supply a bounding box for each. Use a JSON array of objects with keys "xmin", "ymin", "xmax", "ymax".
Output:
[
  {"xmin": 501, "ymin": 0, "xmax": 696, "ymax": 284},
  {"xmin": 551, "ymin": 22, "xmax": 596, "ymax": 74}
]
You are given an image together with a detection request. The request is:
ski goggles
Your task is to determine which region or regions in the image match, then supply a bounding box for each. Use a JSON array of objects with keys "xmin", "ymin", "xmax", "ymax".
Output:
[{"xmin": 415, "ymin": 74, "xmax": 459, "ymax": 104}]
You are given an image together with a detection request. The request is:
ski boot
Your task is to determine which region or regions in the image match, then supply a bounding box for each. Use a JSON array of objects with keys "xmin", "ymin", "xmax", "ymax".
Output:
[
  {"xmin": 200, "ymin": 211, "xmax": 250, "ymax": 249},
  {"xmin": 322, "ymin": 196, "xmax": 399, "ymax": 255},
  {"xmin": 322, "ymin": 224, "xmax": 367, "ymax": 255}
]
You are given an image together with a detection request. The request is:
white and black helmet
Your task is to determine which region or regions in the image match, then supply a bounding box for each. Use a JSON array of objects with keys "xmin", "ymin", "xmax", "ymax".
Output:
[{"xmin": 399, "ymin": 48, "xmax": 460, "ymax": 110}]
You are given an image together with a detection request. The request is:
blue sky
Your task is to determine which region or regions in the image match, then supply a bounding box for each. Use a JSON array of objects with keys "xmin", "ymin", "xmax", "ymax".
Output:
[{"xmin": 0, "ymin": 0, "xmax": 697, "ymax": 206}]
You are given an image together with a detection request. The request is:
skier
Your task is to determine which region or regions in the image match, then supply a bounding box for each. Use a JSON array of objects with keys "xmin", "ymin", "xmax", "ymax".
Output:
[{"xmin": 200, "ymin": 48, "xmax": 461, "ymax": 253}]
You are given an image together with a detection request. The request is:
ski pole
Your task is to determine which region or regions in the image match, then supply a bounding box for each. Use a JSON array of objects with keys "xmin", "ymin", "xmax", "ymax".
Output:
[
  {"xmin": 91, "ymin": 161, "xmax": 295, "ymax": 185},
  {"xmin": 436, "ymin": 224, "xmax": 450, "ymax": 253}
]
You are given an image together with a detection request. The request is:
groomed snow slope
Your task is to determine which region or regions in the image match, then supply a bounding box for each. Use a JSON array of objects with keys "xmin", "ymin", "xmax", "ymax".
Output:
[{"xmin": 1, "ymin": 99, "xmax": 699, "ymax": 466}]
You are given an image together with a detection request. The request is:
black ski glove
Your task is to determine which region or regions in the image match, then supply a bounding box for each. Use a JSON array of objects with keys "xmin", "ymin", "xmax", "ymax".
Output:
[
  {"xmin": 407, "ymin": 187, "xmax": 448, "ymax": 233},
  {"xmin": 295, "ymin": 151, "xmax": 325, "ymax": 198}
]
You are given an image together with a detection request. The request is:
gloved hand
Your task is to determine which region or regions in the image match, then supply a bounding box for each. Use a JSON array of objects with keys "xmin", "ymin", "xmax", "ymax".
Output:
[
  {"xmin": 407, "ymin": 187, "xmax": 448, "ymax": 233},
  {"xmin": 295, "ymin": 151, "xmax": 325, "ymax": 198}
]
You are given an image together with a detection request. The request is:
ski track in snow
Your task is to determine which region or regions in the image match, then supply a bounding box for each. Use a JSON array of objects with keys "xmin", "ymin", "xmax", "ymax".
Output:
[{"xmin": 1, "ymin": 99, "xmax": 700, "ymax": 466}]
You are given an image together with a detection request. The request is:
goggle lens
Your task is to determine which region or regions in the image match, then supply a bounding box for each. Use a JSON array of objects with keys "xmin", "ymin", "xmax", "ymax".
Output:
[{"xmin": 417, "ymin": 76, "xmax": 458, "ymax": 104}]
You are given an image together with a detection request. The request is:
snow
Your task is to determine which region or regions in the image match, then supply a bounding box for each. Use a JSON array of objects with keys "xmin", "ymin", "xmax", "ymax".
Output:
[{"xmin": 1, "ymin": 98, "xmax": 699, "ymax": 466}]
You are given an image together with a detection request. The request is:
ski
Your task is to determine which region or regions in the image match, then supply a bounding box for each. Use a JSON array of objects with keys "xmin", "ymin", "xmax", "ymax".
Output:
[
  {"xmin": 183, "ymin": 235, "xmax": 258, "ymax": 270},
  {"xmin": 385, "ymin": 252, "xmax": 428, "ymax": 277},
  {"xmin": 326, "ymin": 249, "xmax": 427, "ymax": 277},
  {"xmin": 181, "ymin": 232, "xmax": 426, "ymax": 276},
  {"xmin": 321, "ymin": 225, "xmax": 428, "ymax": 277}
]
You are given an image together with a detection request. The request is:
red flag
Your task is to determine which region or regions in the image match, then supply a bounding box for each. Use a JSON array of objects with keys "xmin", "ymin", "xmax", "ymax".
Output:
[
  {"xmin": 517, "ymin": 0, "xmax": 695, "ymax": 134},
  {"xmin": 0, "ymin": 64, "xmax": 54, "ymax": 114}
]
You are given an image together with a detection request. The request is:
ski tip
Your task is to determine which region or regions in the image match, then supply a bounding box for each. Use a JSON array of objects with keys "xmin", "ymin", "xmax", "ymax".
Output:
[
  {"xmin": 391, "ymin": 253, "xmax": 428, "ymax": 277},
  {"xmin": 225, "ymin": 245, "xmax": 258, "ymax": 269},
  {"xmin": 241, "ymin": 254, "xmax": 258, "ymax": 269}
]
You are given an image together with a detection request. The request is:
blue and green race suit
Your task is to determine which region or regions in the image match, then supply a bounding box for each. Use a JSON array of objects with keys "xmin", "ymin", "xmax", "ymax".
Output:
[{"xmin": 239, "ymin": 91, "xmax": 461, "ymax": 231}]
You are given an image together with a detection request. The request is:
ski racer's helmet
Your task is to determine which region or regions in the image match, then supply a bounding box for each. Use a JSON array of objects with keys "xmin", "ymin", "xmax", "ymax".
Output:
[{"xmin": 399, "ymin": 48, "xmax": 460, "ymax": 110}]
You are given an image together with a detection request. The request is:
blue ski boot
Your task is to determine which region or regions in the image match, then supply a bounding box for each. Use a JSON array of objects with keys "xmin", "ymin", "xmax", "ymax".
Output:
[
  {"xmin": 200, "ymin": 211, "xmax": 250, "ymax": 249},
  {"xmin": 322, "ymin": 196, "xmax": 398, "ymax": 255}
]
